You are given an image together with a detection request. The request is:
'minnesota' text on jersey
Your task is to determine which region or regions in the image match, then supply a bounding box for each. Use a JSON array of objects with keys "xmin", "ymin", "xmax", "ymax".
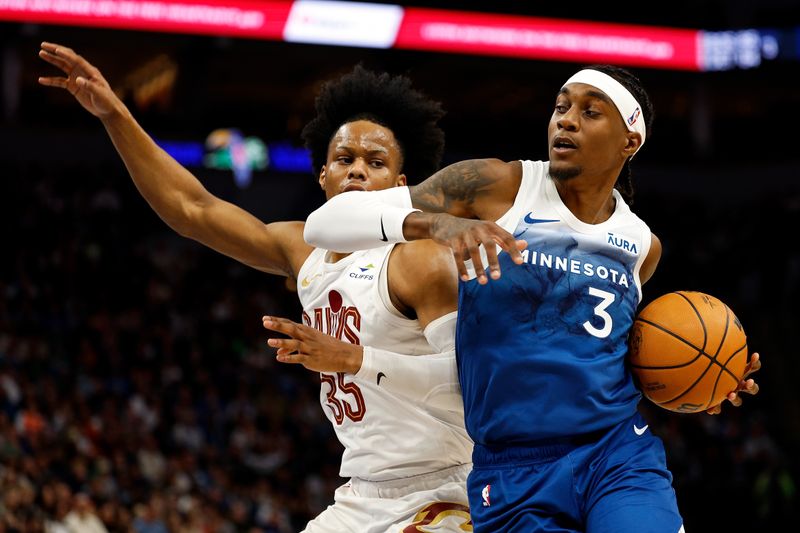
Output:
[{"xmin": 456, "ymin": 160, "xmax": 652, "ymax": 445}]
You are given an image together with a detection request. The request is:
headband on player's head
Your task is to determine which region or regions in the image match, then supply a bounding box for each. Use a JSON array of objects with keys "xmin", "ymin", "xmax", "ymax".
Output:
[{"xmin": 563, "ymin": 69, "xmax": 647, "ymax": 155}]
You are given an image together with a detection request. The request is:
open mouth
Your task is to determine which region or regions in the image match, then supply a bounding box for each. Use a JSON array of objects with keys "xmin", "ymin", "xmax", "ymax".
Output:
[{"xmin": 552, "ymin": 136, "xmax": 577, "ymax": 150}]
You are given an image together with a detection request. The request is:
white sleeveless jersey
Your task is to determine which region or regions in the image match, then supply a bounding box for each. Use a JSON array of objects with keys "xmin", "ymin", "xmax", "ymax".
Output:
[{"xmin": 296, "ymin": 245, "xmax": 472, "ymax": 481}]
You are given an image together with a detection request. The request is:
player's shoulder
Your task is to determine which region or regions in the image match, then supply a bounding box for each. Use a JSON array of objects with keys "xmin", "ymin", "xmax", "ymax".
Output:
[
  {"xmin": 265, "ymin": 220, "xmax": 313, "ymax": 275},
  {"xmin": 266, "ymin": 220, "xmax": 310, "ymax": 254},
  {"xmin": 487, "ymin": 158, "xmax": 523, "ymax": 179},
  {"xmin": 458, "ymin": 158, "xmax": 521, "ymax": 181}
]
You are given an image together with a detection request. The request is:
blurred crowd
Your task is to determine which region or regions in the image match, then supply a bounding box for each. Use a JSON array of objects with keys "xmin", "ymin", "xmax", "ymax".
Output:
[
  {"xmin": 1, "ymin": 161, "xmax": 798, "ymax": 531},
  {"xmin": 1, "ymin": 163, "xmax": 343, "ymax": 532}
]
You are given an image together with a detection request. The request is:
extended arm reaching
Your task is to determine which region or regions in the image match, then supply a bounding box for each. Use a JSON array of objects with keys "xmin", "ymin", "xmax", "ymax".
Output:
[
  {"xmin": 38, "ymin": 42, "xmax": 307, "ymax": 277},
  {"xmin": 304, "ymin": 159, "xmax": 526, "ymax": 282}
]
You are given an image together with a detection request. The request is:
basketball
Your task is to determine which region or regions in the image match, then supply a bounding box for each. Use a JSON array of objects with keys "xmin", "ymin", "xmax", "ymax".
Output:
[{"xmin": 628, "ymin": 291, "xmax": 748, "ymax": 413}]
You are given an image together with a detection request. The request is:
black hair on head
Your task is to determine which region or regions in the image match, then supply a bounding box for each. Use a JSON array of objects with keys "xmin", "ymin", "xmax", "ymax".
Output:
[
  {"xmin": 301, "ymin": 64, "xmax": 446, "ymax": 182},
  {"xmin": 583, "ymin": 64, "xmax": 654, "ymax": 205}
]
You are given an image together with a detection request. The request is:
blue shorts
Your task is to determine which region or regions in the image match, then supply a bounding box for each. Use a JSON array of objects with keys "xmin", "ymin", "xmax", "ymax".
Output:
[{"xmin": 468, "ymin": 411, "xmax": 684, "ymax": 533}]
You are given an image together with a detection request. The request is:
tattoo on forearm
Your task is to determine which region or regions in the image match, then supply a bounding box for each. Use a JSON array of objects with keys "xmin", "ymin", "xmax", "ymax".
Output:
[{"xmin": 410, "ymin": 160, "xmax": 494, "ymax": 213}]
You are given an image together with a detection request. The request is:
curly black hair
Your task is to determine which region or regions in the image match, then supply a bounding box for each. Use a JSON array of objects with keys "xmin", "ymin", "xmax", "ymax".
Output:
[
  {"xmin": 301, "ymin": 65, "xmax": 446, "ymax": 183},
  {"xmin": 583, "ymin": 64, "xmax": 654, "ymax": 206}
]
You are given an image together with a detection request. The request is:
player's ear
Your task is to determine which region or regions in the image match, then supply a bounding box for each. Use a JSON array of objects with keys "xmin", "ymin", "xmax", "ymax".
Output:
[
  {"xmin": 318, "ymin": 165, "xmax": 327, "ymax": 190},
  {"xmin": 396, "ymin": 173, "xmax": 407, "ymax": 187},
  {"xmin": 622, "ymin": 132, "xmax": 642, "ymax": 158}
]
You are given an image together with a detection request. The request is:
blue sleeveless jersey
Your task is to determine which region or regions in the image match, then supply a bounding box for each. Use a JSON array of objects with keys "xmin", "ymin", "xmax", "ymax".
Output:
[{"xmin": 456, "ymin": 160, "xmax": 652, "ymax": 445}]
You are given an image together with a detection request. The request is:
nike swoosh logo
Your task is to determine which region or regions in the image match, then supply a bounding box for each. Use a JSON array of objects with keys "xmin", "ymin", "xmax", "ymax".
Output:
[
  {"xmin": 523, "ymin": 212, "xmax": 559, "ymax": 225},
  {"xmin": 376, "ymin": 372, "xmax": 386, "ymax": 385},
  {"xmin": 379, "ymin": 215, "xmax": 388, "ymax": 242},
  {"xmin": 633, "ymin": 424, "xmax": 649, "ymax": 436},
  {"xmin": 300, "ymin": 274, "xmax": 321, "ymax": 288}
]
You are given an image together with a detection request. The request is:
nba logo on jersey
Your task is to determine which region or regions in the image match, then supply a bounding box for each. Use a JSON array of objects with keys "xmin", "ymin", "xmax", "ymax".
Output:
[{"xmin": 482, "ymin": 484, "xmax": 491, "ymax": 507}]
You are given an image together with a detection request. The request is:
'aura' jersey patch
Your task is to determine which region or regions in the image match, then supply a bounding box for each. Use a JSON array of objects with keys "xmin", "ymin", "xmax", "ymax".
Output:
[{"xmin": 456, "ymin": 160, "xmax": 650, "ymax": 445}]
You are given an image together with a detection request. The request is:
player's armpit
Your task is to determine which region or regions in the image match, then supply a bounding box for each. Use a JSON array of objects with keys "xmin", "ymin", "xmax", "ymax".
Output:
[{"xmin": 387, "ymin": 240, "xmax": 458, "ymax": 328}]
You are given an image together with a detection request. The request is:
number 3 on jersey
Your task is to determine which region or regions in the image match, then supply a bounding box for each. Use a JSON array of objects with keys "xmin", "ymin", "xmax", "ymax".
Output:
[
  {"xmin": 583, "ymin": 286, "xmax": 615, "ymax": 338},
  {"xmin": 321, "ymin": 373, "xmax": 366, "ymax": 424}
]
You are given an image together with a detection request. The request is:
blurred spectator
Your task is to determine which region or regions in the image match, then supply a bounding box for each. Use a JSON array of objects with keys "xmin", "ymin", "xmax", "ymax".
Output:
[
  {"xmin": 132, "ymin": 495, "xmax": 169, "ymax": 533},
  {"xmin": 64, "ymin": 493, "xmax": 107, "ymax": 533}
]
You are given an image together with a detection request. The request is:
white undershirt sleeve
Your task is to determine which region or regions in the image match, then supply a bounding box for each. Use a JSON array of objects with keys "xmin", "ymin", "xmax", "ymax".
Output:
[
  {"xmin": 304, "ymin": 187, "xmax": 419, "ymax": 252},
  {"xmin": 353, "ymin": 312, "xmax": 462, "ymax": 412}
]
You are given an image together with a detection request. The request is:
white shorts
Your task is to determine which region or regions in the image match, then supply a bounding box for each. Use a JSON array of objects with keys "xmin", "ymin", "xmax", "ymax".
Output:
[{"xmin": 302, "ymin": 463, "xmax": 472, "ymax": 533}]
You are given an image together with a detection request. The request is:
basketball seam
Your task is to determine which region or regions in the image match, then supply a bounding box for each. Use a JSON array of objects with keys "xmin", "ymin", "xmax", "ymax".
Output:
[
  {"xmin": 630, "ymin": 318, "xmax": 705, "ymax": 368},
  {"xmin": 677, "ymin": 291, "xmax": 708, "ymax": 352},
  {"xmin": 703, "ymin": 303, "xmax": 732, "ymax": 410},
  {"xmin": 631, "ymin": 318, "xmax": 741, "ymax": 379},
  {"xmin": 716, "ymin": 306, "xmax": 747, "ymax": 383},
  {"xmin": 653, "ymin": 357, "xmax": 715, "ymax": 407}
]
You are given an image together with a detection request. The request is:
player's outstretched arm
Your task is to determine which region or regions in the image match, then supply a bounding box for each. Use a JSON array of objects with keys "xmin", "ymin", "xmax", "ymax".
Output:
[
  {"xmin": 706, "ymin": 352, "xmax": 761, "ymax": 415},
  {"xmin": 261, "ymin": 314, "xmax": 462, "ymax": 412},
  {"xmin": 304, "ymin": 159, "xmax": 526, "ymax": 284},
  {"xmin": 38, "ymin": 42, "xmax": 308, "ymax": 277}
]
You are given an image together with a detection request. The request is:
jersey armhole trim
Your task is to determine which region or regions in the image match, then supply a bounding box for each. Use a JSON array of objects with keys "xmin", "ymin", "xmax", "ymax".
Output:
[
  {"xmin": 376, "ymin": 244, "xmax": 420, "ymax": 326},
  {"xmin": 632, "ymin": 228, "xmax": 652, "ymax": 303}
]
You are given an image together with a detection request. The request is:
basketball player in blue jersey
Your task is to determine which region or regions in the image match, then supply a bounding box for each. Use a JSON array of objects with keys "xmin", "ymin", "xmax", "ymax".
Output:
[
  {"xmin": 38, "ymin": 43, "xmax": 475, "ymax": 532},
  {"xmin": 304, "ymin": 65, "xmax": 761, "ymax": 532}
]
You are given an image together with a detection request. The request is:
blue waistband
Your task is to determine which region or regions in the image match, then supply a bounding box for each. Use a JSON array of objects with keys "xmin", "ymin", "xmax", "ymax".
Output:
[{"xmin": 472, "ymin": 427, "xmax": 611, "ymax": 467}]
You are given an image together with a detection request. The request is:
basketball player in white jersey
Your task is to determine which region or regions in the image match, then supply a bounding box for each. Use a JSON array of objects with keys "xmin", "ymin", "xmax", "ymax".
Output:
[{"xmin": 38, "ymin": 43, "xmax": 473, "ymax": 532}]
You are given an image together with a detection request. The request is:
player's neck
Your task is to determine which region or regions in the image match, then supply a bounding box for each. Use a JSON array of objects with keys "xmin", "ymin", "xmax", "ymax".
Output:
[{"xmin": 554, "ymin": 178, "xmax": 617, "ymax": 225}]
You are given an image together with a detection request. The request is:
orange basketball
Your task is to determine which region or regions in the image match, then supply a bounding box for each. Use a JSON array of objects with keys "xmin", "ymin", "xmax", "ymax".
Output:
[{"xmin": 628, "ymin": 291, "xmax": 748, "ymax": 413}]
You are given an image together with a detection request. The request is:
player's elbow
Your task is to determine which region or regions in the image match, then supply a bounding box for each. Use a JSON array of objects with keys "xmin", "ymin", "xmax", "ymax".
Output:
[
  {"xmin": 303, "ymin": 209, "xmax": 324, "ymax": 248},
  {"xmin": 166, "ymin": 196, "xmax": 210, "ymax": 240}
]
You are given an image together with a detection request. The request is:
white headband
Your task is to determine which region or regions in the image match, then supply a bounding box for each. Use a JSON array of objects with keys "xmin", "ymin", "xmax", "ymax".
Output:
[{"xmin": 563, "ymin": 69, "xmax": 646, "ymax": 153}]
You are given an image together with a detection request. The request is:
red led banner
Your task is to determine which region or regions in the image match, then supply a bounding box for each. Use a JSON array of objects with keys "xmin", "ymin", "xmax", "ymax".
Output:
[
  {"xmin": 396, "ymin": 7, "xmax": 701, "ymax": 70},
  {"xmin": 0, "ymin": 0, "xmax": 703, "ymax": 70},
  {"xmin": 0, "ymin": 0, "xmax": 292, "ymax": 39}
]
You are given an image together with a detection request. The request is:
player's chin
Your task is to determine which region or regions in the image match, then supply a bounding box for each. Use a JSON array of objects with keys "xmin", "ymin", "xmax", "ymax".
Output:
[{"xmin": 549, "ymin": 159, "xmax": 581, "ymax": 182}]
